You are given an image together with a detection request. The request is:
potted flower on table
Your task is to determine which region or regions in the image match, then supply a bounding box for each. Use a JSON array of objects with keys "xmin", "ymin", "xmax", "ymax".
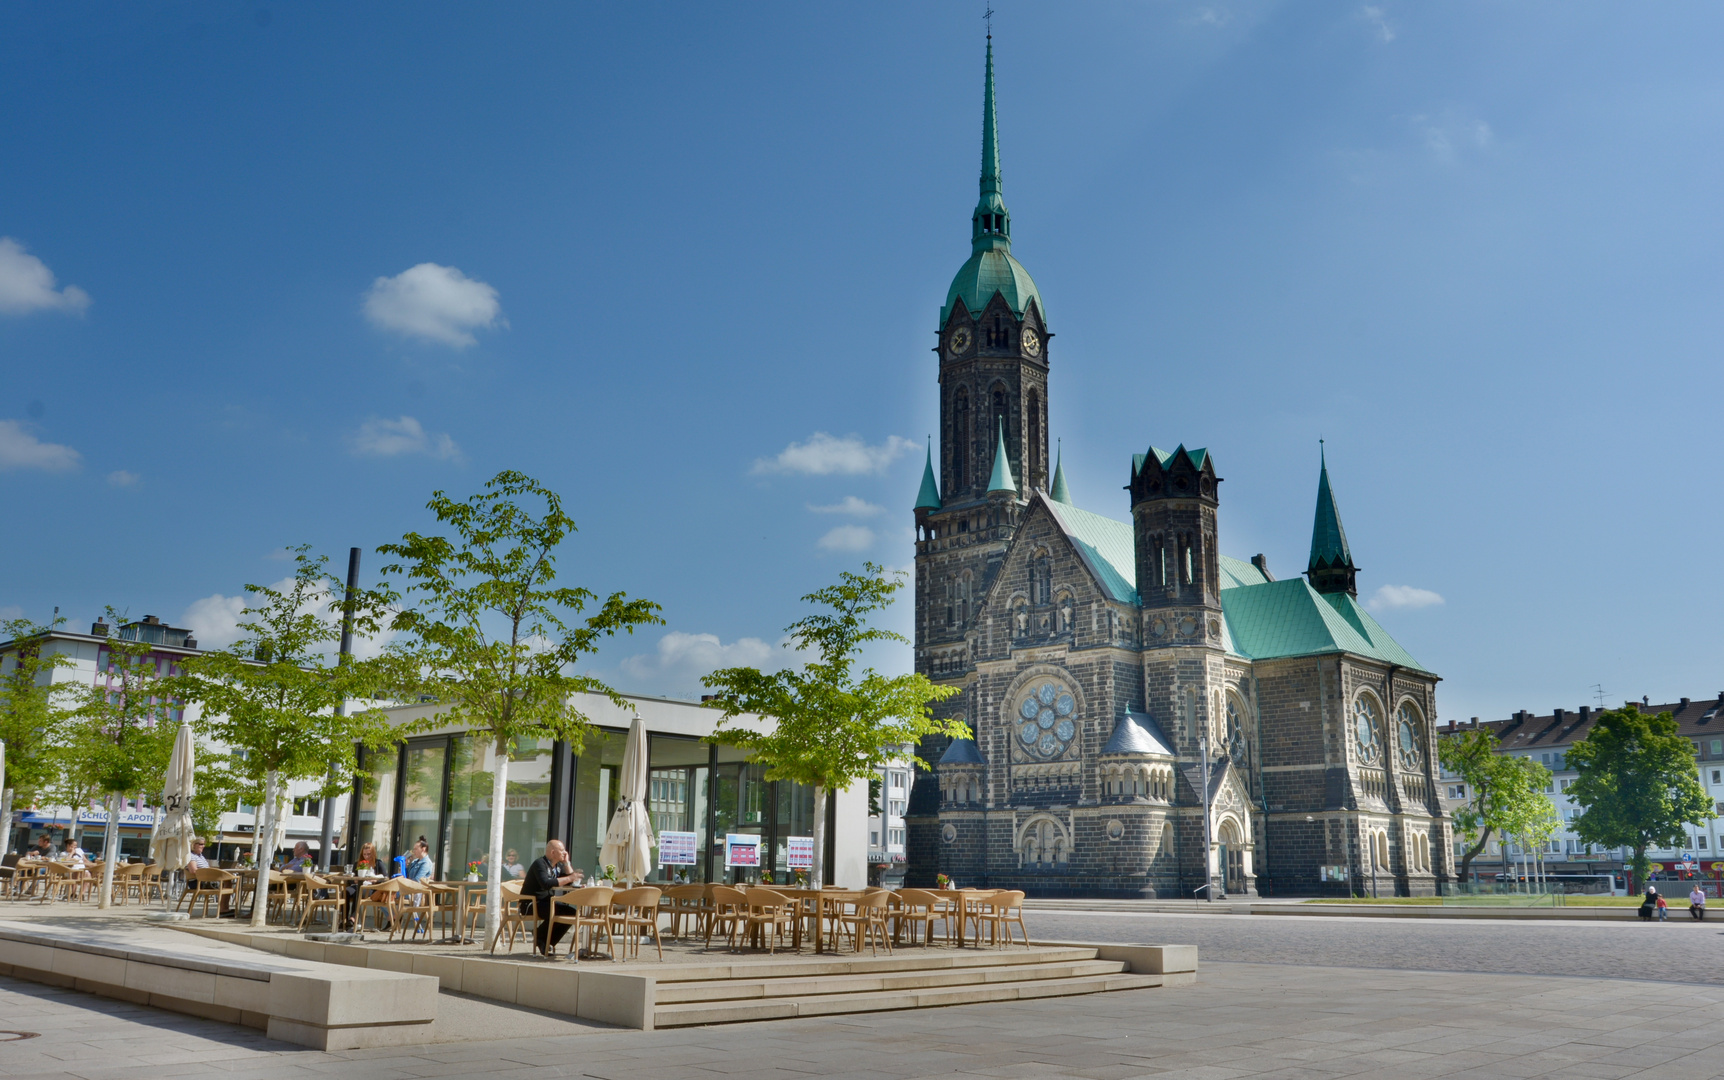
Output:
[{"xmin": 466, "ymin": 860, "xmax": 482, "ymax": 882}]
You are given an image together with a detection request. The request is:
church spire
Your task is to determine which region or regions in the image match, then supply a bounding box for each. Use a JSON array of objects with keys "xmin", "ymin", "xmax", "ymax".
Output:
[
  {"xmin": 987, "ymin": 417, "xmax": 1017, "ymax": 495},
  {"xmin": 1305, "ymin": 442, "xmax": 1358, "ymax": 597},
  {"xmin": 1049, "ymin": 441, "xmax": 1071, "ymax": 504},
  {"xmin": 915, "ymin": 439, "xmax": 942, "ymax": 511},
  {"xmin": 971, "ymin": 37, "xmax": 1011, "ymax": 256}
]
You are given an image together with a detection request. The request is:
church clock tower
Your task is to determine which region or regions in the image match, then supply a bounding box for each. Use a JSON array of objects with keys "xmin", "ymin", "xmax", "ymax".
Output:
[{"xmin": 913, "ymin": 35, "xmax": 1052, "ymax": 680}]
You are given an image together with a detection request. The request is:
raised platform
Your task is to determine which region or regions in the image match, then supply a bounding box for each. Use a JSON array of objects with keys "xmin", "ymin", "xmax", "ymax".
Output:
[
  {"xmin": 175, "ymin": 923, "xmax": 1195, "ymax": 1030},
  {"xmin": 0, "ymin": 920, "xmax": 437, "ymax": 1049}
]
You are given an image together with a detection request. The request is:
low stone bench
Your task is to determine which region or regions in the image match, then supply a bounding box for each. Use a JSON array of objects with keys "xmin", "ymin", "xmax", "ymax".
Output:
[{"xmin": 0, "ymin": 922, "xmax": 437, "ymax": 1049}]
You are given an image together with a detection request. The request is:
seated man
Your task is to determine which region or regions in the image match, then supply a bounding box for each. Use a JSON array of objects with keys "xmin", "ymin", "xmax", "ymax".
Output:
[
  {"xmin": 522, "ymin": 840, "xmax": 584, "ymax": 957},
  {"xmin": 32, "ymin": 834, "xmax": 53, "ymax": 859},
  {"xmin": 184, "ymin": 837, "xmax": 232, "ymax": 916},
  {"xmin": 284, "ymin": 841, "xmax": 315, "ymax": 873},
  {"xmin": 1691, "ymin": 884, "xmax": 1707, "ymax": 921}
]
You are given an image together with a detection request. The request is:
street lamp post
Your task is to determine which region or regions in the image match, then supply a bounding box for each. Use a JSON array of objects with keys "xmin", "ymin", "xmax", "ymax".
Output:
[{"xmin": 1199, "ymin": 728, "xmax": 1215, "ymax": 902}]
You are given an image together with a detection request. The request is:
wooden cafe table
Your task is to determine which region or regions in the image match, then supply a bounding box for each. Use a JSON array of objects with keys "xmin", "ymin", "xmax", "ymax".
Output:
[
  {"xmin": 782, "ymin": 888, "xmax": 866, "ymax": 954},
  {"xmin": 930, "ymin": 888, "xmax": 999, "ymax": 947}
]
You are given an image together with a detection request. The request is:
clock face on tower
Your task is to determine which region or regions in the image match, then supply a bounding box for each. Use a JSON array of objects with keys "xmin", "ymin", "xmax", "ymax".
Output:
[
  {"xmin": 1020, "ymin": 326, "xmax": 1042, "ymax": 357},
  {"xmin": 947, "ymin": 326, "xmax": 973, "ymax": 357}
]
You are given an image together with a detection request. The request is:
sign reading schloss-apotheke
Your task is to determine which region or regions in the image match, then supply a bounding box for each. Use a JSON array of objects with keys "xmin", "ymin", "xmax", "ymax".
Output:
[
  {"xmin": 786, "ymin": 836, "xmax": 815, "ymax": 870},
  {"xmin": 659, "ymin": 831, "xmax": 698, "ymax": 866},
  {"xmin": 724, "ymin": 834, "xmax": 760, "ymax": 868}
]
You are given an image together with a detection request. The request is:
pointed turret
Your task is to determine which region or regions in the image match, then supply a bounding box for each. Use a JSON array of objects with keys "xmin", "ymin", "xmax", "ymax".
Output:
[
  {"xmin": 914, "ymin": 441, "xmax": 942, "ymax": 511},
  {"xmin": 972, "ymin": 37, "xmax": 1009, "ymax": 256},
  {"xmin": 987, "ymin": 418, "xmax": 1016, "ymax": 495},
  {"xmin": 1305, "ymin": 442, "xmax": 1358, "ymax": 597},
  {"xmin": 1049, "ymin": 443, "xmax": 1071, "ymax": 504}
]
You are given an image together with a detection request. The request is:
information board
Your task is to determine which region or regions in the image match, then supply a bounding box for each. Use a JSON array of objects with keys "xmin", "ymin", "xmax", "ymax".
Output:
[
  {"xmin": 786, "ymin": 835, "xmax": 815, "ymax": 870},
  {"xmin": 658, "ymin": 830, "xmax": 698, "ymax": 866},
  {"xmin": 724, "ymin": 833, "xmax": 761, "ymax": 868}
]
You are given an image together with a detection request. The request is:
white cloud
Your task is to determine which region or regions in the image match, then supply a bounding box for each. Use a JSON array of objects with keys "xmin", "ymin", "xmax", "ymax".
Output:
[
  {"xmin": 182, "ymin": 576, "xmax": 394, "ymax": 659},
  {"xmin": 181, "ymin": 592, "xmax": 249, "ymax": 651},
  {"xmin": 0, "ymin": 420, "xmax": 81, "ymax": 472},
  {"xmin": 807, "ymin": 495, "xmax": 884, "ymax": 518},
  {"xmin": 350, "ymin": 415, "xmax": 462, "ymax": 461},
  {"xmin": 817, "ymin": 525, "xmax": 875, "ymax": 553},
  {"xmin": 1415, "ymin": 114, "xmax": 1493, "ymax": 165},
  {"xmin": 617, "ymin": 630, "xmax": 809, "ymax": 698},
  {"xmin": 752, "ymin": 433, "xmax": 915, "ymax": 476},
  {"xmin": 1366, "ymin": 584, "xmax": 1445, "ymax": 611},
  {"xmin": 0, "ymin": 238, "xmax": 90, "ymax": 316},
  {"xmin": 107, "ymin": 470, "xmax": 139, "ymax": 487},
  {"xmin": 363, "ymin": 262, "xmax": 502, "ymax": 347},
  {"xmin": 1187, "ymin": 7, "xmax": 1232, "ymax": 27},
  {"xmin": 1360, "ymin": 5, "xmax": 1395, "ymax": 42}
]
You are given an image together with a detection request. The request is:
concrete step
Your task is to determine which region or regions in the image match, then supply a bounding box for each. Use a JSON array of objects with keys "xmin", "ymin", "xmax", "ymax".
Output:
[
  {"xmin": 656, "ymin": 958, "xmax": 1129, "ymax": 1003},
  {"xmin": 641, "ymin": 945, "xmax": 1101, "ymax": 983},
  {"xmin": 653, "ymin": 971, "xmax": 1162, "ymax": 1027}
]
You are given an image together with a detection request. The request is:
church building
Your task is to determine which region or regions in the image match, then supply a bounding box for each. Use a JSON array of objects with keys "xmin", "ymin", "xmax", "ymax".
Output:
[{"xmin": 906, "ymin": 40, "xmax": 1451, "ymax": 898}]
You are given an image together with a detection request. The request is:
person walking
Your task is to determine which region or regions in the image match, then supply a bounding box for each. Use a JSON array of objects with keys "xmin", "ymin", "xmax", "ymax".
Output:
[{"xmin": 1690, "ymin": 884, "xmax": 1707, "ymax": 921}]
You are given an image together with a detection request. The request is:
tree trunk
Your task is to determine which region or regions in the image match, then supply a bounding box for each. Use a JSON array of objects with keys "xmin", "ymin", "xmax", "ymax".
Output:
[
  {"xmin": 486, "ymin": 737, "xmax": 509, "ymax": 951},
  {"xmin": 250, "ymin": 771, "xmax": 278, "ymax": 928},
  {"xmin": 97, "ymin": 791, "xmax": 122, "ymax": 909},
  {"xmin": 0, "ymin": 787, "xmax": 13, "ymax": 861},
  {"xmin": 1457, "ymin": 829, "xmax": 1492, "ymax": 887},
  {"xmin": 811, "ymin": 784, "xmax": 827, "ymax": 888}
]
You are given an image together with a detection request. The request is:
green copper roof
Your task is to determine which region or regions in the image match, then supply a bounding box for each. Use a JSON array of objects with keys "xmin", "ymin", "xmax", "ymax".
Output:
[
  {"xmin": 940, "ymin": 39, "xmax": 1045, "ymax": 329},
  {"xmin": 1220, "ymin": 577, "xmax": 1427, "ymax": 671},
  {"xmin": 914, "ymin": 443, "xmax": 942, "ymax": 510},
  {"xmin": 1308, "ymin": 444, "xmax": 1353, "ymax": 573},
  {"xmin": 1044, "ymin": 499, "xmax": 1138, "ymax": 604},
  {"xmin": 1049, "ymin": 445, "xmax": 1071, "ymax": 503},
  {"xmin": 1218, "ymin": 555, "xmax": 1270, "ymax": 589},
  {"xmin": 987, "ymin": 419, "xmax": 1016, "ymax": 495},
  {"xmin": 1133, "ymin": 444, "xmax": 1209, "ymax": 475}
]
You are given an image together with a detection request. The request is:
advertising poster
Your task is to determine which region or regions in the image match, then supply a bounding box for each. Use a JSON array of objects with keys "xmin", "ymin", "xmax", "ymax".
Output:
[
  {"xmin": 658, "ymin": 830, "xmax": 698, "ymax": 866},
  {"xmin": 786, "ymin": 835, "xmax": 815, "ymax": 870},
  {"xmin": 724, "ymin": 833, "xmax": 761, "ymax": 868}
]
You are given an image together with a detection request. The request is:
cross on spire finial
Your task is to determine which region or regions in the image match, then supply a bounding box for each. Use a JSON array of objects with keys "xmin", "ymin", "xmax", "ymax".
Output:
[{"xmin": 985, "ymin": 5, "xmax": 993, "ymax": 38}]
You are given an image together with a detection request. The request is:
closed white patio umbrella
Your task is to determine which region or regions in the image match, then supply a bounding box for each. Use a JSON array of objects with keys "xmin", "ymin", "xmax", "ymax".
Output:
[
  {"xmin": 149, "ymin": 722, "xmax": 198, "ymax": 886},
  {"xmin": 599, "ymin": 715, "xmax": 654, "ymax": 885}
]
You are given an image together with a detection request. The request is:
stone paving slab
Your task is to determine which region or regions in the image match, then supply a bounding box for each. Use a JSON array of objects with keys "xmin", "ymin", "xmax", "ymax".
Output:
[{"xmin": 7, "ymin": 960, "xmax": 1724, "ymax": 1078}]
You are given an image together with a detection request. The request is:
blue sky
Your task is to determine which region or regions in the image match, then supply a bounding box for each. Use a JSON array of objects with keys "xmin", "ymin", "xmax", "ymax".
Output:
[{"xmin": 2, "ymin": 3, "xmax": 1720, "ymax": 722}]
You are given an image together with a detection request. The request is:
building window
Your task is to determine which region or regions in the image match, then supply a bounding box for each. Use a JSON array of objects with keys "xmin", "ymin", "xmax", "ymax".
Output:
[
  {"xmin": 870, "ymin": 831, "xmax": 879, "ymax": 847},
  {"xmin": 1701, "ymin": 836, "xmax": 1710, "ymax": 850},
  {"xmin": 1713, "ymin": 770, "xmax": 1720, "ymax": 785},
  {"xmin": 888, "ymin": 828, "xmax": 904, "ymax": 848}
]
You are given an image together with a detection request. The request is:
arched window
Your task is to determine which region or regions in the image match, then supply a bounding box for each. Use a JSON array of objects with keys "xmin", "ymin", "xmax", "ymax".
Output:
[
  {"xmin": 1353, "ymin": 693, "xmax": 1383, "ymax": 765},
  {"xmin": 1396, "ymin": 701, "xmax": 1425, "ymax": 770},
  {"xmin": 952, "ymin": 388, "xmax": 969, "ymax": 491},
  {"xmin": 1225, "ymin": 695, "xmax": 1248, "ymax": 767}
]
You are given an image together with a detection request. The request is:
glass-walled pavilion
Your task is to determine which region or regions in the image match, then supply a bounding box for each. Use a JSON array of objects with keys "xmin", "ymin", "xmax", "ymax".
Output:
[{"xmin": 346, "ymin": 692, "xmax": 865, "ymax": 887}]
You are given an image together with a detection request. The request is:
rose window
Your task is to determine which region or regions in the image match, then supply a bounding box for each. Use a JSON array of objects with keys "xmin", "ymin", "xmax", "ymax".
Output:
[
  {"xmin": 1353, "ymin": 696, "xmax": 1381, "ymax": 764},
  {"xmin": 1015, "ymin": 680, "xmax": 1078, "ymax": 759}
]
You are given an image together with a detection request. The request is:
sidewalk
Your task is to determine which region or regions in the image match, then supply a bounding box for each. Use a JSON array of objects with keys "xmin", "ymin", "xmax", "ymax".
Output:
[
  {"xmin": 1022, "ymin": 896, "xmax": 1670, "ymax": 921},
  {"xmin": 7, "ymin": 958, "xmax": 1724, "ymax": 1079}
]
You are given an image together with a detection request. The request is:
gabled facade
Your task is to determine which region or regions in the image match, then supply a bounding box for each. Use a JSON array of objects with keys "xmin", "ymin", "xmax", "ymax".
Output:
[{"xmin": 907, "ymin": 39, "xmax": 1448, "ymax": 898}]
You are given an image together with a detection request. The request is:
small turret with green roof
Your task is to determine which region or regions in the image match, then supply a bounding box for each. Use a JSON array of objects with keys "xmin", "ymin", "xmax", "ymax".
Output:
[
  {"xmin": 1049, "ymin": 443, "xmax": 1071, "ymax": 504},
  {"xmin": 914, "ymin": 441, "xmax": 942, "ymax": 511},
  {"xmin": 987, "ymin": 418, "xmax": 1017, "ymax": 496},
  {"xmin": 1305, "ymin": 442, "xmax": 1358, "ymax": 597}
]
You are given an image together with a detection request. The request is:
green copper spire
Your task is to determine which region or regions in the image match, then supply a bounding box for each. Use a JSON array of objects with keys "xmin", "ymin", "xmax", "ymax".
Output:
[
  {"xmin": 940, "ymin": 35, "xmax": 1044, "ymax": 328},
  {"xmin": 1048, "ymin": 441, "xmax": 1071, "ymax": 504},
  {"xmin": 1305, "ymin": 442, "xmax": 1358, "ymax": 597},
  {"xmin": 914, "ymin": 440, "xmax": 942, "ymax": 511},
  {"xmin": 987, "ymin": 417, "xmax": 1017, "ymax": 495},
  {"xmin": 971, "ymin": 38, "xmax": 1010, "ymax": 257}
]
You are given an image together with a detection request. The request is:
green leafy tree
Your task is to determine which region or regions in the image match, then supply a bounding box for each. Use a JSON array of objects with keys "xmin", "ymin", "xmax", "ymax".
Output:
[
  {"xmin": 377, "ymin": 471, "xmax": 661, "ymax": 947},
  {"xmin": 1506, "ymin": 785, "xmax": 1562, "ymax": 893},
  {"xmin": 1438, "ymin": 728, "xmax": 1548, "ymax": 885},
  {"xmin": 0, "ymin": 615, "xmax": 77, "ymax": 858},
  {"xmin": 170, "ymin": 548, "xmax": 401, "ymax": 926},
  {"xmin": 701, "ymin": 563, "xmax": 964, "ymax": 887},
  {"xmin": 1568, "ymin": 705, "xmax": 1714, "ymax": 892},
  {"xmin": 62, "ymin": 610, "xmax": 182, "ymax": 908}
]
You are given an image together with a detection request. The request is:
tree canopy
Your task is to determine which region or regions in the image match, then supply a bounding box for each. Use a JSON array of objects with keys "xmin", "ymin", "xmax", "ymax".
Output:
[
  {"xmin": 1568, "ymin": 705, "xmax": 1714, "ymax": 888},
  {"xmin": 1437, "ymin": 726, "xmax": 1551, "ymax": 883},
  {"xmin": 701, "ymin": 563, "xmax": 964, "ymax": 884},
  {"xmin": 0, "ymin": 614, "xmax": 76, "ymax": 858}
]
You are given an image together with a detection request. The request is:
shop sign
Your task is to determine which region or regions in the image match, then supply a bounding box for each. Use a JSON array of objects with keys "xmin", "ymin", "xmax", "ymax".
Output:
[
  {"xmin": 22, "ymin": 808, "xmax": 159, "ymax": 828},
  {"xmin": 786, "ymin": 836, "xmax": 815, "ymax": 870},
  {"xmin": 724, "ymin": 834, "xmax": 761, "ymax": 868},
  {"xmin": 658, "ymin": 831, "xmax": 698, "ymax": 866},
  {"xmin": 471, "ymin": 795, "xmax": 551, "ymax": 812}
]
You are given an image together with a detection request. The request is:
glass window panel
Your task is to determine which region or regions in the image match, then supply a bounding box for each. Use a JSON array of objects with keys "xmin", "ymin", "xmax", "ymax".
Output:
[
  {"xmin": 353, "ymin": 744, "xmax": 399, "ymax": 869},
  {"xmin": 400, "ymin": 741, "xmax": 447, "ymax": 870},
  {"xmin": 445, "ymin": 735, "xmax": 554, "ymax": 881},
  {"xmin": 570, "ymin": 729, "xmax": 627, "ymax": 878}
]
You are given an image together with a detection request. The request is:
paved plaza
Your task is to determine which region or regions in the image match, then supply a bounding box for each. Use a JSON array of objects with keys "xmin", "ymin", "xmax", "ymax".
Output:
[{"xmin": 7, "ymin": 910, "xmax": 1724, "ymax": 1078}]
